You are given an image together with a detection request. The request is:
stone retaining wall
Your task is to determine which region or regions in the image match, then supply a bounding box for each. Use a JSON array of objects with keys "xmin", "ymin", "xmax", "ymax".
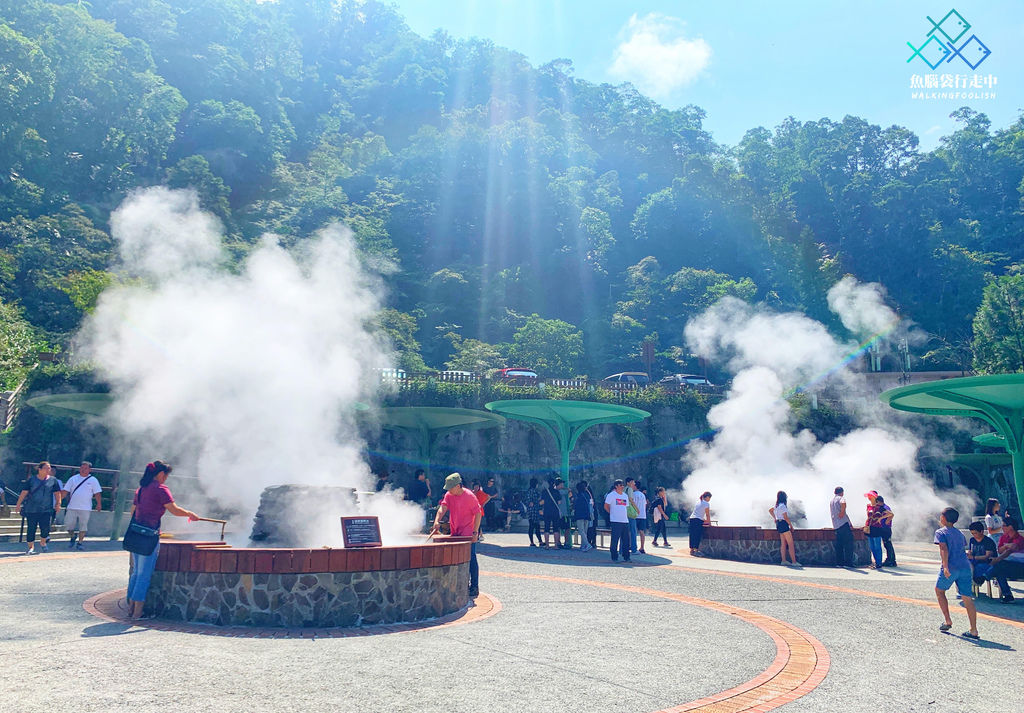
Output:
[
  {"xmin": 698, "ymin": 526, "xmax": 872, "ymax": 566},
  {"xmin": 145, "ymin": 539, "xmax": 472, "ymax": 627}
]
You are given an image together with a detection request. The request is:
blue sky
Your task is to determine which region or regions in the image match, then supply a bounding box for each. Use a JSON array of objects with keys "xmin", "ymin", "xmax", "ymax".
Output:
[{"xmin": 390, "ymin": 0, "xmax": 1023, "ymax": 150}]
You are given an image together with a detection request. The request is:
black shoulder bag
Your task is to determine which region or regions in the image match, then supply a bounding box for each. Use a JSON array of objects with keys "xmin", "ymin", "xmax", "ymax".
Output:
[{"xmin": 122, "ymin": 515, "xmax": 160, "ymax": 556}]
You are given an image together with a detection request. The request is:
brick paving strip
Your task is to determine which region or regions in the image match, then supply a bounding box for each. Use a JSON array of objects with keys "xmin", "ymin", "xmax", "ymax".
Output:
[
  {"xmin": 484, "ymin": 571, "xmax": 829, "ymax": 713},
  {"xmin": 12, "ymin": 549, "xmax": 1022, "ymax": 631},
  {"xmin": 83, "ymin": 587, "xmax": 500, "ymax": 639},
  {"xmin": 667, "ymin": 554, "xmax": 1024, "ymax": 632}
]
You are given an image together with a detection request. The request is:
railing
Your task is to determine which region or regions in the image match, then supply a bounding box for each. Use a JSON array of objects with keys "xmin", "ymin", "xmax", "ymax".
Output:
[
  {"xmin": 375, "ymin": 371, "xmax": 722, "ymax": 394},
  {"xmin": 20, "ymin": 462, "xmax": 201, "ymax": 513},
  {"xmin": 0, "ymin": 377, "xmax": 28, "ymax": 431}
]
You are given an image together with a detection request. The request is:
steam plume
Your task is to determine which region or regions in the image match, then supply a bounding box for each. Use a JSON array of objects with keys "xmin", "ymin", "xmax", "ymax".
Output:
[
  {"xmin": 77, "ymin": 188, "xmax": 423, "ymax": 544},
  {"xmin": 677, "ymin": 278, "xmax": 973, "ymax": 535}
]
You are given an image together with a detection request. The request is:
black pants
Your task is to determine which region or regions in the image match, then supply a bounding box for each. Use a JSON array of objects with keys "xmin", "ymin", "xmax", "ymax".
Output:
[
  {"xmin": 882, "ymin": 534, "xmax": 897, "ymax": 565},
  {"xmin": 689, "ymin": 518, "xmax": 705, "ymax": 550},
  {"xmin": 652, "ymin": 518, "xmax": 668, "ymax": 544},
  {"xmin": 833, "ymin": 523, "xmax": 854, "ymax": 566},
  {"xmin": 528, "ymin": 519, "xmax": 542, "ymax": 544},
  {"xmin": 610, "ymin": 522, "xmax": 630, "ymax": 561},
  {"xmin": 25, "ymin": 512, "xmax": 52, "ymax": 542}
]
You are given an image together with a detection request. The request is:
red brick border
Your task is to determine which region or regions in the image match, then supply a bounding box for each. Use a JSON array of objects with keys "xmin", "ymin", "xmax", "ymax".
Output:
[
  {"xmin": 83, "ymin": 587, "xmax": 500, "ymax": 639},
  {"xmin": 152, "ymin": 538, "xmax": 471, "ymax": 574},
  {"xmin": 485, "ymin": 571, "xmax": 829, "ymax": 713}
]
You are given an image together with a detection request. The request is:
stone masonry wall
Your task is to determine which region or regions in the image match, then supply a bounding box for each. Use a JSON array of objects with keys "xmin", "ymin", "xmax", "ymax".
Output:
[
  {"xmin": 698, "ymin": 526, "xmax": 872, "ymax": 566},
  {"xmin": 146, "ymin": 539, "xmax": 471, "ymax": 627}
]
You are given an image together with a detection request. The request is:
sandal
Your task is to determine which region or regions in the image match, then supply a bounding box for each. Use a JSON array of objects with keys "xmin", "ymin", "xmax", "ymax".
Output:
[
  {"xmin": 962, "ymin": 631, "xmax": 980, "ymax": 639},
  {"xmin": 938, "ymin": 623, "xmax": 952, "ymax": 632}
]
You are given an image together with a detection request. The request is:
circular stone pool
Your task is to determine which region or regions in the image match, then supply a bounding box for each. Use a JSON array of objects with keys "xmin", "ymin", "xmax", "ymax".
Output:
[
  {"xmin": 144, "ymin": 538, "xmax": 472, "ymax": 628},
  {"xmin": 697, "ymin": 526, "xmax": 872, "ymax": 566}
]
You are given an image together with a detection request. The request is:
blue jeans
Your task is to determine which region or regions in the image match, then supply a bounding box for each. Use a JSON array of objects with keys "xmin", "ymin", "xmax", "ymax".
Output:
[
  {"xmin": 127, "ymin": 542, "xmax": 160, "ymax": 602},
  {"xmin": 628, "ymin": 519, "xmax": 638, "ymax": 552},
  {"xmin": 610, "ymin": 522, "xmax": 630, "ymax": 561},
  {"xmin": 868, "ymin": 536, "xmax": 883, "ymax": 566},
  {"xmin": 971, "ymin": 562, "xmax": 993, "ymax": 583},
  {"xmin": 469, "ymin": 541, "xmax": 478, "ymax": 590}
]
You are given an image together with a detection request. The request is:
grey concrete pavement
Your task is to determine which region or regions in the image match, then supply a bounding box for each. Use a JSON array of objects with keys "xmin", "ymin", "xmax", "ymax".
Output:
[{"xmin": 1, "ymin": 535, "xmax": 1021, "ymax": 713}]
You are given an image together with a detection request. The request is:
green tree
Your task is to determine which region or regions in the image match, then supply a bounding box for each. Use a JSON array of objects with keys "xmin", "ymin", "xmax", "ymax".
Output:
[
  {"xmin": 0, "ymin": 299, "xmax": 38, "ymax": 389},
  {"xmin": 444, "ymin": 334, "xmax": 504, "ymax": 373},
  {"xmin": 508, "ymin": 314, "xmax": 584, "ymax": 377},
  {"xmin": 377, "ymin": 308, "xmax": 430, "ymax": 373},
  {"xmin": 165, "ymin": 156, "xmax": 232, "ymax": 220},
  {"xmin": 973, "ymin": 274, "xmax": 1024, "ymax": 373}
]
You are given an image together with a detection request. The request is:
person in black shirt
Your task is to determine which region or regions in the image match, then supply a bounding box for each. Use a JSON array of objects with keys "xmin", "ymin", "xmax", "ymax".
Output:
[
  {"xmin": 482, "ymin": 477, "xmax": 499, "ymax": 530},
  {"xmin": 15, "ymin": 461, "xmax": 63, "ymax": 554},
  {"xmin": 967, "ymin": 520, "xmax": 998, "ymax": 584},
  {"xmin": 407, "ymin": 469, "xmax": 431, "ymax": 504}
]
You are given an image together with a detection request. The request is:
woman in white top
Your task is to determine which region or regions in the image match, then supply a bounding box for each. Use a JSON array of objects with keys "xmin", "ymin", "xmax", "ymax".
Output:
[
  {"xmin": 985, "ymin": 498, "xmax": 1004, "ymax": 537},
  {"xmin": 689, "ymin": 491, "xmax": 712, "ymax": 555},
  {"xmin": 769, "ymin": 491, "xmax": 799, "ymax": 566}
]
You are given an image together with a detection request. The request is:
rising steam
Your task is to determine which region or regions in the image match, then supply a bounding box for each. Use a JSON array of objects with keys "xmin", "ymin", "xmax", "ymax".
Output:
[
  {"xmin": 77, "ymin": 187, "xmax": 424, "ymax": 545},
  {"xmin": 678, "ymin": 278, "xmax": 973, "ymax": 536}
]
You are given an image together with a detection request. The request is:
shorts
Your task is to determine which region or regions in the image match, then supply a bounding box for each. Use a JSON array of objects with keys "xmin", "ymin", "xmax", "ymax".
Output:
[
  {"xmin": 776, "ymin": 520, "xmax": 791, "ymax": 534},
  {"xmin": 64, "ymin": 508, "xmax": 92, "ymax": 532},
  {"xmin": 635, "ymin": 518, "xmax": 647, "ymax": 532},
  {"xmin": 544, "ymin": 516, "xmax": 560, "ymax": 533},
  {"xmin": 936, "ymin": 567, "xmax": 973, "ymax": 597}
]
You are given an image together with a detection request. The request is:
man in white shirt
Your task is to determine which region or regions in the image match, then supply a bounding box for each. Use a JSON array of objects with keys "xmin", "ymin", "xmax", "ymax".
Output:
[
  {"xmin": 830, "ymin": 486, "xmax": 854, "ymax": 567},
  {"xmin": 61, "ymin": 462, "xmax": 103, "ymax": 550},
  {"xmin": 604, "ymin": 480, "xmax": 631, "ymax": 563}
]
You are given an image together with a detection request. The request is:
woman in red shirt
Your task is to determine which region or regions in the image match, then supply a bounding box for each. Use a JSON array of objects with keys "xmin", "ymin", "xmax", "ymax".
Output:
[{"xmin": 126, "ymin": 461, "xmax": 200, "ymax": 619}]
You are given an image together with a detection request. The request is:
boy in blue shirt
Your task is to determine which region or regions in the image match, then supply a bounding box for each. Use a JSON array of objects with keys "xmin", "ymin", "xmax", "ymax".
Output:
[{"xmin": 934, "ymin": 507, "xmax": 979, "ymax": 639}]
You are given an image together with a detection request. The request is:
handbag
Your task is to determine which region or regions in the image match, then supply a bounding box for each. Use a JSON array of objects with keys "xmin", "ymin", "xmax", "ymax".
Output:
[{"xmin": 122, "ymin": 516, "xmax": 160, "ymax": 555}]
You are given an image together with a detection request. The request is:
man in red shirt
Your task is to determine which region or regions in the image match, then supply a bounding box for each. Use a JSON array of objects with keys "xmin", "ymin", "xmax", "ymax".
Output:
[
  {"xmin": 430, "ymin": 473, "xmax": 482, "ymax": 597},
  {"xmin": 991, "ymin": 520, "xmax": 1024, "ymax": 602}
]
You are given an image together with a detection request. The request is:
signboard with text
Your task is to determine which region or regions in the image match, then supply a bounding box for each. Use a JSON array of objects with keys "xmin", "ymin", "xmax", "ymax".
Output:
[{"xmin": 340, "ymin": 516, "xmax": 382, "ymax": 548}]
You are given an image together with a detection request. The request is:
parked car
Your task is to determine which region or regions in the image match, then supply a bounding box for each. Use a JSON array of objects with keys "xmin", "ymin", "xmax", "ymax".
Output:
[
  {"xmin": 599, "ymin": 372, "xmax": 651, "ymax": 388},
  {"xmin": 659, "ymin": 373, "xmax": 715, "ymax": 390},
  {"xmin": 494, "ymin": 367, "xmax": 538, "ymax": 386}
]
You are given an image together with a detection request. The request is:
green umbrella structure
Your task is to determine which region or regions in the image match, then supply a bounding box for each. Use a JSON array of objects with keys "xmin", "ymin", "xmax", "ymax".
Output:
[
  {"xmin": 484, "ymin": 399, "xmax": 651, "ymax": 482},
  {"xmin": 26, "ymin": 393, "xmax": 134, "ymax": 539},
  {"xmin": 27, "ymin": 393, "xmax": 114, "ymax": 418},
  {"xmin": 376, "ymin": 407, "xmax": 506, "ymax": 481},
  {"xmin": 880, "ymin": 374, "xmax": 1024, "ymax": 521},
  {"xmin": 973, "ymin": 432, "xmax": 1006, "ymax": 449}
]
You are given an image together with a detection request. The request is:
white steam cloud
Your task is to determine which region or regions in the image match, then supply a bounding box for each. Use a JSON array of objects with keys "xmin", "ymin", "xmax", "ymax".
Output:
[
  {"xmin": 678, "ymin": 278, "xmax": 972, "ymax": 536},
  {"xmin": 77, "ymin": 187, "xmax": 423, "ymax": 545}
]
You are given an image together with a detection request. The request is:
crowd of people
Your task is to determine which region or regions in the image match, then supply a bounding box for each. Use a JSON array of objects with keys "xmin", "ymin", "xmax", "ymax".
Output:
[{"xmin": 9, "ymin": 459, "xmax": 1023, "ymax": 626}]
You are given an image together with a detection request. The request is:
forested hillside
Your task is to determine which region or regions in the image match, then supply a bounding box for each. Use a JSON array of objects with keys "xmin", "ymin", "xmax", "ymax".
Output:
[{"xmin": 2, "ymin": 0, "xmax": 1023, "ymax": 384}]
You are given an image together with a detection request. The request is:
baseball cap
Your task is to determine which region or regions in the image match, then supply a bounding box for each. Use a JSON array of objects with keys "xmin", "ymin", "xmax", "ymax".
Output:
[
  {"xmin": 443, "ymin": 473, "xmax": 463, "ymax": 491},
  {"xmin": 864, "ymin": 490, "xmax": 878, "ymax": 499}
]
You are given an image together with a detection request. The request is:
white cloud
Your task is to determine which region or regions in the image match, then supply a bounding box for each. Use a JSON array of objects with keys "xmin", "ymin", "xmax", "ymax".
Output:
[{"xmin": 609, "ymin": 13, "xmax": 711, "ymax": 98}]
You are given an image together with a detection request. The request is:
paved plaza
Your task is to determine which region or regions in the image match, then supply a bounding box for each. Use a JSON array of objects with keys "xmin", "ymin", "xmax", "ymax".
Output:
[{"xmin": 1, "ymin": 533, "xmax": 1021, "ymax": 713}]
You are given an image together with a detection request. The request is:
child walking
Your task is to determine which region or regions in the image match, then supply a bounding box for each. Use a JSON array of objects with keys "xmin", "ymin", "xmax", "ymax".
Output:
[{"xmin": 933, "ymin": 507, "xmax": 979, "ymax": 639}]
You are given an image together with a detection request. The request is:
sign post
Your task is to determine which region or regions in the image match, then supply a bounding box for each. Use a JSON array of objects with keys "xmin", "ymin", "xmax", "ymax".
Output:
[{"xmin": 340, "ymin": 516, "xmax": 382, "ymax": 548}]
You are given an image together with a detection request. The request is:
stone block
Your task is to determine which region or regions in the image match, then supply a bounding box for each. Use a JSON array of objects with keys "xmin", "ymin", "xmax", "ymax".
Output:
[
  {"xmin": 272, "ymin": 551, "xmax": 294, "ymax": 573},
  {"xmin": 254, "ymin": 551, "xmax": 274, "ymax": 574},
  {"xmin": 328, "ymin": 549, "xmax": 348, "ymax": 571},
  {"xmin": 218, "ymin": 551, "xmax": 238, "ymax": 573},
  {"xmin": 309, "ymin": 549, "xmax": 330, "ymax": 572}
]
